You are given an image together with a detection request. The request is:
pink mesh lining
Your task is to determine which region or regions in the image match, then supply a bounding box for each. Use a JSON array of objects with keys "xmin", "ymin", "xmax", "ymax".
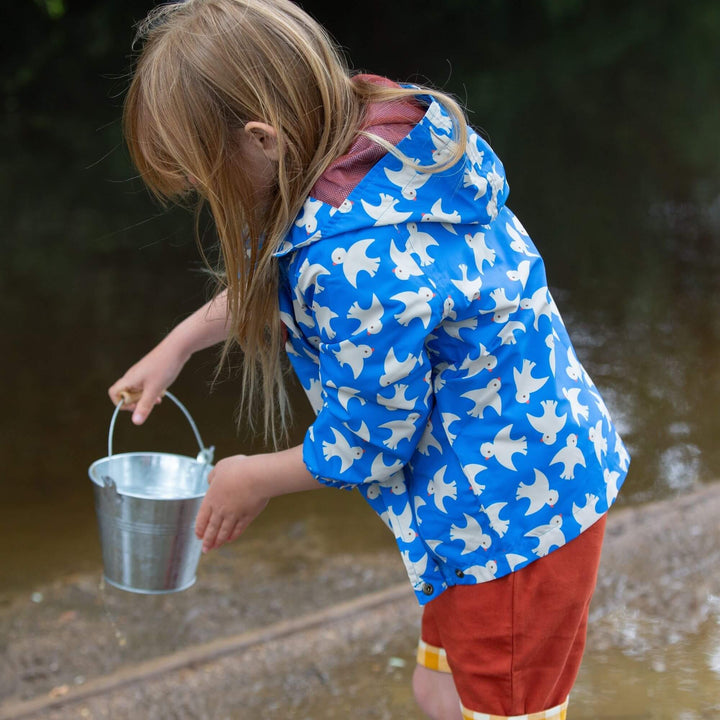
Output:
[{"xmin": 310, "ymin": 74, "xmax": 426, "ymax": 208}]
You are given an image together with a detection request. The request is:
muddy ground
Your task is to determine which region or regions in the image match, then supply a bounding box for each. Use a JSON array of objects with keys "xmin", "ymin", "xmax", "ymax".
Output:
[{"xmin": 1, "ymin": 483, "xmax": 720, "ymax": 719}]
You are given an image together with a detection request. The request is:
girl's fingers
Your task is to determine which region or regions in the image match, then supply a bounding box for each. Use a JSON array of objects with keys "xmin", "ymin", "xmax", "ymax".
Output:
[
  {"xmin": 195, "ymin": 502, "xmax": 211, "ymax": 540},
  {"xmin": 211, "ymin": 516, "xmax": 238, "ymax": 550}
]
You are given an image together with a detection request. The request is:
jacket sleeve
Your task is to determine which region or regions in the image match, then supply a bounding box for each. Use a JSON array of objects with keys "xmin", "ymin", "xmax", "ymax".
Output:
[{"xmin": 296, "ymin": 245, "xmax": 444, "ymax": 490}]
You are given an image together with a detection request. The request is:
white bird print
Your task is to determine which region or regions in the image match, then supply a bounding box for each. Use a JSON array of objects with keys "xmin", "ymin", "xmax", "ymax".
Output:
[
  {"xmin": 363, "ymin": 452, "xmax": 404, "ymax": 483},
  {"xmin": 328, "ymin": 198, "xmax": 353, "ymax": 215},
  {"xmin": 344, "ymin": 418, "xmax": 370, "ymax": 442},
  {"xmin": 461, "ymin": 378, "xmax": 502, "ymax": 419},
  {"xmin": 421, "ymin": 198, "xmax": 462, "ymax": 225},
  {"xmin": 405, "ymin": 222, "xmax": 439, "ymax": 266},
  {"xmin": 588, "ymin": 420, "xmax": 608, "ymax": 463},
  {"xmin": 333, "ymin": 384, "xmax": 366, "ymax": 412},
  {"xmin": 463, "ymin": 164, "xmax": 489, "ymax": 201},
  {"xmin": 497, "ymin": 320, "xmax": 527, "ymax": 345},
  {"xmin": 297, "ymin": 258, "xmax": 331, "ymax": 295},
  {"xmin": 377, "ymin": 383, "xmax": 419, "ymax": 411},
  {"xmin": 391, "ymin": 287, "xmax": 436, "ymax": 328},
  {"xmin": 384, "ymin": 157, "xmax": 431, "ymax": 201},
  {"xmin": 480, "ymin": 424, "xmax": 528, "ymax": 471},
  {"xmin": 506, "ymin": 222, "xmax": 539, "ymax": 257},
  {"xmin": 465, "ymin": 132, "xmax": 485, "ymax": 168},
  {"xmin": 519, "ymin": 286, "xmax": 557, "ymax": 331},
  {"xmin": 483, "ymin": 502, "xmax": 509, "ymax": 537},
  {"xmin": 562, "ymin": 387, "xmax": 590, "ymax": 424},
  {"xmin": 279, "ymin": 310, "xmax": 302, "ymax": 340},
  {"xmin": 450, "ymin": 264, "xmax": 483, "ymax": 302},
  {"xmin": 461, "ymin": 464, "xmax": 487, "ymax": 495},
  {"xmin": 516, "ymin": 469, "xmax": 559, "ymax": 515},
  {"xmin": 426, "ymin": 101, "xmax": 454, "ymax": 133},
  {"xmin": 464, "ymin": 231, "xmax": 496, "ymax": 271},
  {"xmin": 386, "ymin": 502, "xmax": 416, "ymax": 543},
  {"xmin": 604, "ymin": 468, "xmax": 621, "ymax": 507},
  {"xmin": 331, "ymin": 238, "xmax": 380, "ymax": 288},
  {"xmin": 506, "ymin": 260, "xmax": 531, "ymax": 289},
  {"xmin": 442, "ymin": 316, "xmax": 478, "ymax": 340},
  {"xmin": 589, "ymin": 387, "xmax": 612, "ymax": 423},
  {"xmin": 482, "ymin": 287, "xmax": 520, "ymax": 324},
  {"xmin": 441, "ymin": 413, "xmax": 462, "ymax": 443},
  {"xmin": 550, "ymin": 434, "xmax": 586, "ymax": 479},
  {"xmin": 417, "ymin": 420, "xmax": 443, "ymax": 455},
  {"xmin": 427, "ymin": 466, "xmax": 457, "ymax": 512},
  {"xmin": 361, "ymin": 193, "xmax": 412, "ymax": 225},
  {"xmin": 295, "ymin": 197, "xmax": 323, "ymax": 233},
  {"xmin": 506, "ymin": 553, "xmax": 528, "ymax": 572},
  {"xmin": 334, "ymin": 339, "xmax": 373, "ymax": 379},
  {"xmin": 459, "ymin": 346, "xmax": 498, "ymax": 378},
  {"xmin": 312, "ymin": 300, "xmax": 338, "ymax": 339},
  {"xmin": 322, "ymin": 428, "xmax": 363, "ymax": 473},
  {"xmin": 401, "ymin": 549, "xmax": 429, "ymax": 579},
  {"xmin": 513, "ymin": 359, "xmax": 549, "ymax": 404},
  {"xmin": 389, "ymin": 239, "xmax": 423, "ymax": 280},
  {"xmin": 545, "ymin": 333, "xmax": 557, "ymax": 375},
  {"xmin": 485, "ymin": 169, "xmax": 505, "ymax": 220},
  {"xmin": 414, "ymin": 494, "xmax": 427, "ymax": 522},
  {"xmin": 379, "ymin": 412, "xmax": 421, "ymax": 450},
  {"xmin": 425, "ymin": 539, "xmax": 448, "ymax": 562},
  {"xmin": 572, "ymin": 493, "xmax": 603, "ymax": 532},
  {"xmin": 379, "ymin": 347, "xmax": 418, "ymax": 386},
  {"xmin": 348, "ymin": 294, "xmax": 385, "ymax": 334},
  {"xmin": 305, "ymin": 378, "xmax": 324, "ymax": 414},
  {"xmin": 615, "ymin": 435, "xmax": 630, "ymax": 471},
  {"xmin": 527, "ymin": 400, "xmax": 567, "ymax": 444},
  {"xmin": 565, "ymin": 347, "xmax": 587, "ymax": 383},
  {"xmin": 450, "ymin": 513, "xmax": 492, "ymax": 554},
  {"xmin": 463, "ymin": 560, "xmax": 497, "ymax": 582},
  {"xmin": 292, "ymin": 285, "xmax": 314, "ymax": 328},
  {"xmin": 429, "ymin": 127, "xmax": 458, "ymax": 164},
  {"xmin": 525, "ymin": 515, "xmax": 565, "ymax": 557}
]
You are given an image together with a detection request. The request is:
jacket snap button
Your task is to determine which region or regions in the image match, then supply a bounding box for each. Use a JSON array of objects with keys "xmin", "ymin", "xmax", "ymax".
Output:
[
  {"xmin": 422, "ymin": 583, "xmax": 434, "ymax": 596},
  {"xmin": 455, "ymin": 569, "xmax": 465, "ymax": 578}
]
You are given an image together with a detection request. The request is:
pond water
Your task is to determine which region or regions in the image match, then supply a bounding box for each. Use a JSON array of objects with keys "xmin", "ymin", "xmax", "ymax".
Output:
[{"xmin": 1, "ymin": 2, "xmax": 719, "ymax": 717}]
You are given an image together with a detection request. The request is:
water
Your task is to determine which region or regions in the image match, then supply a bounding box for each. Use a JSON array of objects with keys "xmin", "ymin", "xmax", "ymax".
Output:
[{"xmin": 1, "ymin": 2, "xmax": 719, "ymax": 716}]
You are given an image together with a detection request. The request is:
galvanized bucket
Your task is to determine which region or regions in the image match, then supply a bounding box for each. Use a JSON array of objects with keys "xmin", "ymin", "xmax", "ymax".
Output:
[{"xmin": 88, "ymin": 391, "xmax": 214, "ymax": 594}]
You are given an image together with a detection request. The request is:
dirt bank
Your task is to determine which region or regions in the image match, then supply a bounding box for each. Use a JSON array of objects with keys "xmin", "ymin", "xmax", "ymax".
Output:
[{"xmin": 1, "ymin": 482, "xmax": 719, "ymax": 719}]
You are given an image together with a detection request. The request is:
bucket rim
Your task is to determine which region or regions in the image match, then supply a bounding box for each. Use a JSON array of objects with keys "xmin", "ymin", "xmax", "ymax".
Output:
[{"xmin": 88, "ymin": 452, "xmax": 211, "ymax": 500}]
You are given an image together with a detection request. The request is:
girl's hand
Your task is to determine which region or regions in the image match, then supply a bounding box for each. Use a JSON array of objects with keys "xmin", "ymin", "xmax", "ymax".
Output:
[
  {"xmin": 194, "ymin": 455, "xmax": 270, "ymax": 553},
  {"xmin": 108, "ymin": 340, "xmax": 189, "ymax": 424}
]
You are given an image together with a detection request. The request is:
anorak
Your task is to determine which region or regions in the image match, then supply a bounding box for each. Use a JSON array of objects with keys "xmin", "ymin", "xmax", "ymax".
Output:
[{"xmin": 276, "ymin": 96, "xmax": 629, "ymax": 604}]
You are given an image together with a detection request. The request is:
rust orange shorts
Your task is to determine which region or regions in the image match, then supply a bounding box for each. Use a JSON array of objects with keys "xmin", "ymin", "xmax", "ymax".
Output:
[{"xmin": 418, "ymin": 515, "xmax": 607, "ymax": 720}]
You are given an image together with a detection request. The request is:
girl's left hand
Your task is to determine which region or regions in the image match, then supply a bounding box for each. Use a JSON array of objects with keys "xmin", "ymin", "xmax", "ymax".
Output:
[{"xmin": 194, "ymin": 455, "xmax": 270, "ymax": 554}]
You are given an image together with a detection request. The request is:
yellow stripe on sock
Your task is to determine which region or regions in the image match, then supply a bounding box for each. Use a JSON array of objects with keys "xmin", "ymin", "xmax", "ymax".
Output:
[
  {"xmin": 460, "ymin": 696, "xmax": 568, "ymax": 720},
  {"xmin": 416, "ymin": 639, "xmax": 452, "ymax": 673}
]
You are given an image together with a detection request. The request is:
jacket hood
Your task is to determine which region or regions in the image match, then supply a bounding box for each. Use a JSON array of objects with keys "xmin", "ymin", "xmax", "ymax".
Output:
[{"xmin": 275, "ymin": 96, "xmax": 510, "ymax": 257}]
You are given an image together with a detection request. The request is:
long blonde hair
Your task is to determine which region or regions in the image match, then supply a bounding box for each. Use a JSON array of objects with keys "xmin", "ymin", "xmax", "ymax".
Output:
[{"xmin": 124, "ymin": 0, "xmax": 468, "ymax": 445}]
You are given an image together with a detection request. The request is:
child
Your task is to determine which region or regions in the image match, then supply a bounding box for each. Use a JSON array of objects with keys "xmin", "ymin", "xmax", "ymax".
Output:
[{"xmin": 109, "ymin": 1, "xmax": 630, "ymax": 718}]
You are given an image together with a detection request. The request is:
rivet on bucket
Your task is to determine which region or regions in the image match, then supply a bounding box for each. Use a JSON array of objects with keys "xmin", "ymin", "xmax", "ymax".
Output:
[{"xmin": 88, "ymin": 392, "xmax": 214, "ymax": 594}]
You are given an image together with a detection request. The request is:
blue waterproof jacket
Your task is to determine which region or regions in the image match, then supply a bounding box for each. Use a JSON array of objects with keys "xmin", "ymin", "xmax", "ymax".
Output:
[{"xmin": 276, "ymin": 96, "xmax": 629, "ymax": 604}]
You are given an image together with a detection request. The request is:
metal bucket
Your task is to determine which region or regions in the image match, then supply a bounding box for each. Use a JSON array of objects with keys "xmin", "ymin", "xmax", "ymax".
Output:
[{"xmin": 88, "ymin": 392, "xmax": 214, "ymax": 594}]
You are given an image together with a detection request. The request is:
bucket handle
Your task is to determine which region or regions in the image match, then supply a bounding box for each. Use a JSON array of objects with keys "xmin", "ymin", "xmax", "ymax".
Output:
[{"xmin": 108, "ymin": 391, "xmax": 214, "ymax": 465}]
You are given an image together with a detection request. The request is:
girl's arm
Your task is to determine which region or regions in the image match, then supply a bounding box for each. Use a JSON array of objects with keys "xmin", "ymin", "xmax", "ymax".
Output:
[
  {"xmin": 108, "ymin": 290, "xmax": 230, "ymax": 424},
  {"xmin": 194, "ymin": 444, "xmax": 323, "ymax": 553}
]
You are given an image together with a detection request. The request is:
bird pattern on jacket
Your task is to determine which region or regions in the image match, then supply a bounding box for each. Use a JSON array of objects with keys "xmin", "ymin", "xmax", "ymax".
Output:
[{"xmin": 276, "ymin": 95, "xmax": 629, "ymax": 604}]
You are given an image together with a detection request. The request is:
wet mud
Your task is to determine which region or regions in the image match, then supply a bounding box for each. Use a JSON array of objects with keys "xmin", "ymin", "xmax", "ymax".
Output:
[{"xmin": 1, "ymin": 483, "xmax": 719, "ymax": 719}]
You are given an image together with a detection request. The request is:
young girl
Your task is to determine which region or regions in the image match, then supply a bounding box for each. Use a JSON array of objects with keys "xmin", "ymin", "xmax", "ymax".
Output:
[{"xmin": 109, "ymin": 1, "xmax": 630, "ymax": 718}]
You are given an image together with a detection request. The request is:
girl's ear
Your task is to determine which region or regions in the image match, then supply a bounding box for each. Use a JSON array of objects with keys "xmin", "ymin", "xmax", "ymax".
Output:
[{"xmin": 244, "ymin": 121, "xmax": 279, "ymax": 161}]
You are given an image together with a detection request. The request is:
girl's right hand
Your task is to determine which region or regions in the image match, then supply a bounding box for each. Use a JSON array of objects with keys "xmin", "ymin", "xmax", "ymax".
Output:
[{"xmin": 108, "ymin": 340, "xmax": 190, "ymax": 425}]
